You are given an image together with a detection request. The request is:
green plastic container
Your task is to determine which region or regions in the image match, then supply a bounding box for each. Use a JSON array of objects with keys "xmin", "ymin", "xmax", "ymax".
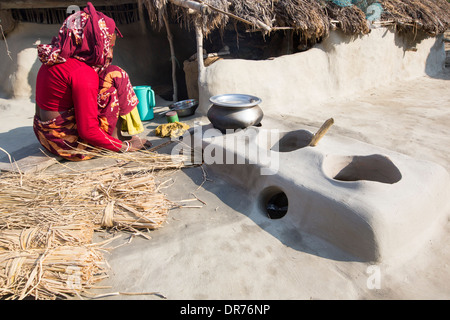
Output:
[{"xmin": 133, "ymin": 85, "xmax": 155, "ymax": 121}]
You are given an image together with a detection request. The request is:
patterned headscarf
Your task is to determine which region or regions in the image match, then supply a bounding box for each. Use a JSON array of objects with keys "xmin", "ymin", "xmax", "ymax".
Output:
[{"xmin": 37, "ymin": 2, "xmax": 123, "ymax": 72}]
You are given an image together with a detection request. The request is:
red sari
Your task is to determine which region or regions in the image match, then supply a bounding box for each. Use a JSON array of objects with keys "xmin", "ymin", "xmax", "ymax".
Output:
[
  {"xmin": 33, "ymin": 64, "xmax": 138, "ymax": 161},
  {"xmin": 33, "ymin": 2, "xmax": 139, "ymax": 161}
]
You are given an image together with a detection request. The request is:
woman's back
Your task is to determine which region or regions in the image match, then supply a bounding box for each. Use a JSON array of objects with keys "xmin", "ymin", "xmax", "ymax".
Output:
[{"xmin": 36, "ymin": 58, "xmax": 98, "ymax": 112}]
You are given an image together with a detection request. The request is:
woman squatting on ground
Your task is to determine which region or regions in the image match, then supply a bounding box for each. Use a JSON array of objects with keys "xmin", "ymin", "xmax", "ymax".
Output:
[{"xmin": 33, "ymin": 2, "xmax": 150, "ymax": 161}]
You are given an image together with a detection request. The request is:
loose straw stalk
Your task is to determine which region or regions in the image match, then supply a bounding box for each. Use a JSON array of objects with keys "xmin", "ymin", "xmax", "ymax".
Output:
[{"xmin": 0, "ymin": 147, "xmax": 188, "ymax": 299}]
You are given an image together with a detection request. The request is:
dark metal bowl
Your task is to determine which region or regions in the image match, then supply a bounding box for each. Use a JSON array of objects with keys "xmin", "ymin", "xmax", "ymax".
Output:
[
  {"xmin": 169, "ymin": 99, "xmax": 199, "ymax": 117},
  {"xmin": 207, "ymin": 94, "xmax": 264, "ymax": 131}
]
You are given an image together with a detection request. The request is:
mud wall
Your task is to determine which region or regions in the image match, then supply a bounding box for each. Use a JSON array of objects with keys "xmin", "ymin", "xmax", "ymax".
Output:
[{"xmin": 198, "ymin": 27, "xmax": 446, "ymax": 116}]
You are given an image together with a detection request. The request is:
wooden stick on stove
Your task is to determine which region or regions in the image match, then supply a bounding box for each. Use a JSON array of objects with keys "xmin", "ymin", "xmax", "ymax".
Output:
[{"xmin": 309, "ymin": 118, "xmax": 334, "ymax": 147}]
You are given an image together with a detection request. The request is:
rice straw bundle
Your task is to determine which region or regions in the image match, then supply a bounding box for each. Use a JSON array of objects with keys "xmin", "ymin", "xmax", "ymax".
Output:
[
  {"xmin": 0, "ymin": 245, "xmax": 109, "ymax": 300},
  {"xmin": 0, "ymin": 225, "xmax": 94, "ymax": 251},
  {"xmin": 0, "ymin": 148, "xmax": 190, "ymax": 299}
]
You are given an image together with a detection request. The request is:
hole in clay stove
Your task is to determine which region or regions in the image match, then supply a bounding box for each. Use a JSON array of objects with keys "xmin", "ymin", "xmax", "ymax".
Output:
[
  {"xmin": 325, "ymin": 154, "xmax": 402, "ymax": 184},
  {"xmin": 270, "ymin": 130, "xmax": 313, "ymax": 152},
  {"xmin": 262, "ymin": 188, "xmax": 289, "ymax": 219}
]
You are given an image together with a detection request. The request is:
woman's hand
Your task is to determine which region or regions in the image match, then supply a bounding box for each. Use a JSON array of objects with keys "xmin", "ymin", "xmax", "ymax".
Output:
[{"xmin": 121, "ymin": 135, "xmax": 152, "ymax": 152}]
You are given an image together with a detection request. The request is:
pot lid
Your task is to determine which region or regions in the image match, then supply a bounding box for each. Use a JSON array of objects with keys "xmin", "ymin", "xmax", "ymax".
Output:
[{"xmin": 209, "ymin": 94, "xmax": 262, "ymax": 107}]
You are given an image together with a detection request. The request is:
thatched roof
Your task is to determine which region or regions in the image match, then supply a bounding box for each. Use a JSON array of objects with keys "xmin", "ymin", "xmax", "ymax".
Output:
[
  {"xmin": 2, "ymin": 0, "xmax": 449, "ymax": 39},
  {"xmin": 381, "ymin": 0, "xmax": 450, "ymax": 35},
  {"xmin": 143, "ymin": 0, "xmax": 450, "ymax": 39}
]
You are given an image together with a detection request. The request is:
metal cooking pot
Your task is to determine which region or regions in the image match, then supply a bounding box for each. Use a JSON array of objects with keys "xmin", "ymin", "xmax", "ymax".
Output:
[
  {"xmin": 207, "ymin": 94, "xmax": 264, "ymax": 132},
  {"xmin": 169, "ymin": 99, "xmax": 199, "ymax": 117}
]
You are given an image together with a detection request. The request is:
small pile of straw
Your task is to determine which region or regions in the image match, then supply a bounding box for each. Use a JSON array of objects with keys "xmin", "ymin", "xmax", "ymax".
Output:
[
  {"xmin": 1, "ymin": 244, "xmax": 109, "ymax": 300},
  {"xmin": 0, "ymin": 147, "xmax": 189, "ymax": 299}
]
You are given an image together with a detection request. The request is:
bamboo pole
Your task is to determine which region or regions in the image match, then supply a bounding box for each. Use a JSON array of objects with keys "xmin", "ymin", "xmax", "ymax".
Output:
[
  {"xmin": 194, "ymin": 21, "xmax": 205, "ymax": 73},
  {"xmin": 137, "ymin": 0, "xmax": 147, "ymax": 34},
  {"xmin": 193, "ymin": 19, "xmax": 207, "ymax": 107},
  {"xmin": 163, "ymin": 10, "xmax": 178, "ymax": 102}
]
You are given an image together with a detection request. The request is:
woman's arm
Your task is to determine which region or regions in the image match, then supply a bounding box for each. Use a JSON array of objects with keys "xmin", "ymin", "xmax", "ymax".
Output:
[{"xmin": 71, "ymin": 66, "xmax": 126, "ymax": 152}]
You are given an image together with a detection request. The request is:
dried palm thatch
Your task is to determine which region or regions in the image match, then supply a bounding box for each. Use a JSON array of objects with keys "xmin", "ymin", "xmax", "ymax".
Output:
[
  {"xmin": 380, "ymin": 0, "xmax": 450, "ymax": 35},
  {"xmin": 6, "ymin": 0, "xmax": 449, "ymax": 39},
  {"xmin": 0, "ymin": 147, "xmax": 190, "ymax": 299},
  {"xmin": 144, "ymin": 0, "xmax": 449, "ymax": 41},
  {"xmin": 144, "ymin": 0, "xmax": 229, "ymax": 35},
  {"xmin": 229, "ymin": 0, "xmax": 275, "ymax": 31},
  {"xmin": 142, "ymin": 0, "xmax": 168, "ymax": 29},
  {"xmin": 274, "ymin": 0, "xmax": 331, "ymax": 39},
  {"xmin": 324, "ymin": 1, "xmax": 370, "ymax": 35}
]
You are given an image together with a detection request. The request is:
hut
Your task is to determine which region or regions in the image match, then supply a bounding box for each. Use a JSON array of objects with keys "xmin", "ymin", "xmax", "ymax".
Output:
[
  {"xmin": 140, "ymin": 0, "xmax": 450, "ymax": 115},
  {"xmin": 0, "ymin": 0, "xmax": 449, "ymax": 113}
]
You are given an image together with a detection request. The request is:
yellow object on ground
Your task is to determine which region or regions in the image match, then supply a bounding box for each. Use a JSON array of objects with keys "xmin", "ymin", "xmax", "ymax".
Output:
[
  {"xmin": 121, "ymin": 107, "xmax": 144, "ymax": 135},
  {"xmin": 155, "ymin": 122, "xmax": 190, "ymax": 138}
]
